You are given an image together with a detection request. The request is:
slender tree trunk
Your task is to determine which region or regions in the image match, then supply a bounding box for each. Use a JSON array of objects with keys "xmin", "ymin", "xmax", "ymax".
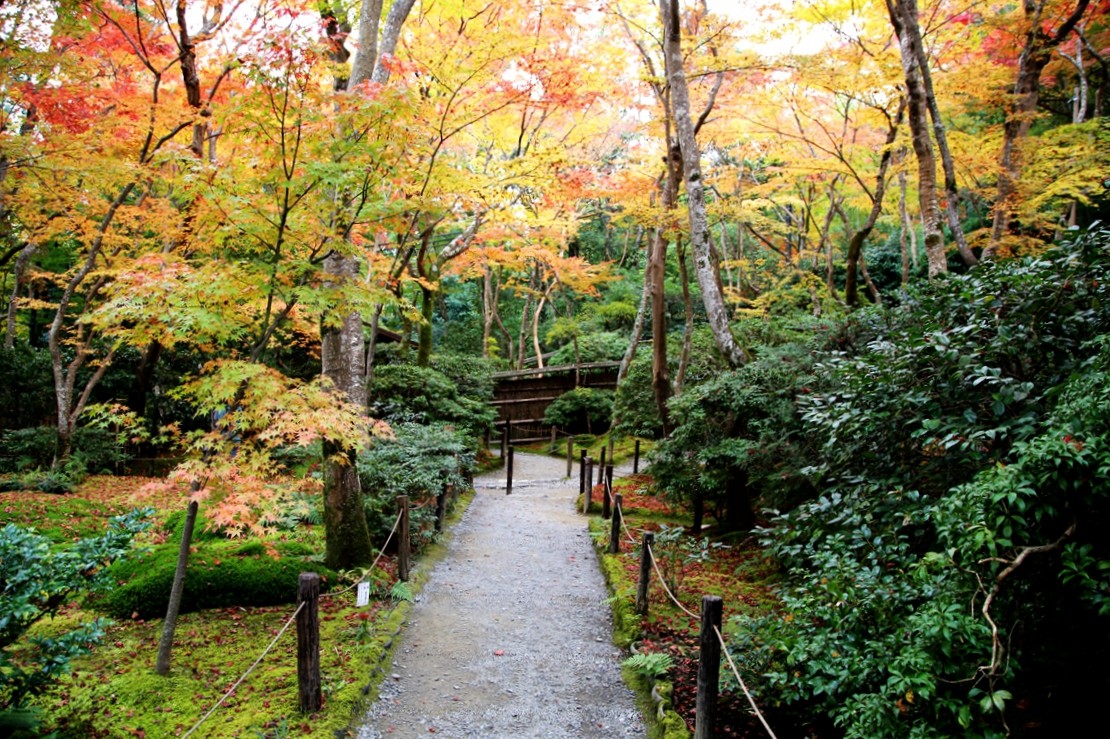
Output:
[
  {"xmin": 986, "ymin": 0, "xmax": 1090, "ymax": 257},
  {"xmin": 887, "ymin": 0, "xmax": 947, "ymax": 277},
  {"xmin": 649, "ymin": 225, "xmax": 671, "ymax": 433},
  {"xmin": 618, "ymin": 236, "xmax": 652, "ymax": 385},
  {"xmin": 4, "ymin": 243, "xmax": 35, "ymax": 350},
  {"xmin": 662, "ymin": 0, "xmax": 748, "ymax": 366},
  {"xmin": 482, "ymin": 265, "xmax": 495, "ymax": 358},
  {"xmin": 155, "ymin": 499, "xmax": 198, "ymax": 675},
  {"xmin": 910, "ymin": 6, "xmax": 978, "ymax": 267},
  {"xmin": 845, "ymin": 98, "xmax": 904, "ymax": 306},
  {"xmin": 675, "ymin": 238, "xmax": 694, "ymax": 393}
]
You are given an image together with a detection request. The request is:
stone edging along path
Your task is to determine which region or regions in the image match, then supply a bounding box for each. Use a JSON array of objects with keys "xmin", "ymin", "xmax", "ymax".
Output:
[{"xmin": 355, "ymin": 451, "xmax": 645, "ymax": 738}]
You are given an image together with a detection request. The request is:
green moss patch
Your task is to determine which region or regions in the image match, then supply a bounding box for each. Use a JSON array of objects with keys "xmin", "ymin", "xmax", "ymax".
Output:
[{"xmin": 97, "ymin": 539, "xmax": 336, "ymax": 620}]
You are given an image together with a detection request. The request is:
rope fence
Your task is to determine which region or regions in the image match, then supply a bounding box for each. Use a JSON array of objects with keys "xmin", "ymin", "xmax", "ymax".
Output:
[
  {"xmin": 180, "ymin": 501, "xmax": 415, "ymax": 737},
  {"xmin": 589, "ymin": 468, "xmax": 778, "ymax": 739},
  {"xmin": 181, "ymin": 601, "xmax": 305, "ymax": 738}
]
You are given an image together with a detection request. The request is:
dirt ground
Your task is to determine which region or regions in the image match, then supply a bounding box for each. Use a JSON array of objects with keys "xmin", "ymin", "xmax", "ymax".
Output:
[{"xmin": 356, "ymin": 452, "xmax": 645, "ymax": 738}]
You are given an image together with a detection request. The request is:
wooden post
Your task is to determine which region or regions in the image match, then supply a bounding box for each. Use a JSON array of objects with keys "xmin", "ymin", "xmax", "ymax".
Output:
[
  {"xmin": 609, "ymin": 493, "xmax": 622, "ymax": 554},
  {"xmin": 694, "ymin": 595, "xmax": 724, "ymax": 739},
  {"xmin": 579, "ymin": 449, "xmax": 587, "ymax": 495},
  {"xmin": 566, "ymin": 436, "xmax": 573, "ymax": 478},
  {"xmin": 633, "ymin": 439, "xmax": 641, "ymax": 474},
  {"xmin": 398, "ymin": 496, "xmax": 410, "ymax": 582},
  {"xmin": 582, "ymin": 457, "xmax": 593, "ymax": 514},
  {"xmin": 297, "ymin": 572, "xmax": 322, "ymax": 713},
  {"xmin": 599, "ymin": 444, "xmax": 607, "ymax": 471},
  {"xmin": 435, "ymin": 489, "xmax": 447, "ymax": 532},
  {"xmin": 608, "ymin": 433, "xmax": 615, "ymax": 462},
  {"xmin": 550, "ymin": 426, "xmax": 557, "ymax": 453},
  {"xmin": 606, "ymin": 463, "xmax": 614, "ymax": 496},
  {"xmin": 506, "ymin": 444, "xmax": 514, "ymax": 496},
  {"xmin": 602, "ymin": 465, "xmax": 611, "ymax": 520},
  {"xmin": 500, "ymin": 423, "xmax": 509, "ymax": 459},
  {"xmin": 636, "ymin": 532, "xmax": 654, "ymax": 615}
]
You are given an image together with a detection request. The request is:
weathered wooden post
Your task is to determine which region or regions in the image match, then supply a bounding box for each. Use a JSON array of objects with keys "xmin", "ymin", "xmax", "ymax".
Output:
[
  {"xmin": 636, "ymin": 532, "xmax": 654, "ymax": 615},
  {"xmin": 599, "ymin": 444, "xmax": 607, "ymax": 471},
  {"xmin": 435, "ymin": 488, "xmax": 448, "ymax": 532},
  {"xmin": 633, "ymin": 439, "xmax": 641, "ymax": 474},
  {"xmin": 602, "ymin": 465, "xmax": 611, "ymax": 520},
  {"xmin": 398, "ymin": 496, "xmax": 410, "ymax": 582},
  {"xmin": 695, "ymin": 595, "xmax": 724, "ymax": 739},
  {"xmin": 579, "ymin": 449, "xmax": 587, "ymax": 495},
  {"xmin": 608, "ymin": 493, "xmax": 622, "ymax": 554},
  {"xmin": 296, "ymin": 572, "xmax": 322, "ymax": 713},
  {"xmin": 566, "ymin": 436, "xmax": 573, "ymax": 478},
  {"xmin": 582, "ymin": 456, "xmax": 593, "ymax": 514},
  {"xmin": 506, "ymin": 444, "xmax": 515, "ymax": 496},
  {"xmin": 606, "ymin": 463, "xmax": 614, "ymax": 496}
]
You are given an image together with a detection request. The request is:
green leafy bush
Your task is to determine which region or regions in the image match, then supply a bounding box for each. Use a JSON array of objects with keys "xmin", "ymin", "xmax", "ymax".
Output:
[
  {"xmin": 1, "ymin": 510, "xmax": 151, "ymax": 716},
  {"xmin": 369, "ymin": 363, "xmax": 495, "ymax": 438},
  {"xmin": 731, "ymin": 225, "xmax": 1110, "ymax": 737},
  {"xmin": 543, "ymin": 387, "xmax": 613, "ymax": 434},
  {"xmin": 97, "ymin": 539, "xmax": 335, "ymax": 620},
  {"xmin": 358, "ymin": 422, "xmax": 474, "ymax": 550},
  {"xmin": 0, "ymin": 426, "xmax": 129, "ymax": 475},
  {"xmin": 549, "ymin": 331, "xmax": 629, "ymax": 364}
]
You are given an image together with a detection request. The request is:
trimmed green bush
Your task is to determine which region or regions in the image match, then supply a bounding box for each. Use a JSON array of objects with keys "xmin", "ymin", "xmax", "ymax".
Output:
[
  {"xmin": 544, "ymin": 387, "xmax": 613, "ymax": 435},
  {"xmin": 97, "ymin": 539, "xmax": 333, "ymax": 619}
]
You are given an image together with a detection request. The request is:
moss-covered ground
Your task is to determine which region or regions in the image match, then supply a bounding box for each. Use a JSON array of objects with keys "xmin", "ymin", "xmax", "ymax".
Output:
[{"xmin": 1, "ymin": 476, "xmax": 471, "ymax": 738}]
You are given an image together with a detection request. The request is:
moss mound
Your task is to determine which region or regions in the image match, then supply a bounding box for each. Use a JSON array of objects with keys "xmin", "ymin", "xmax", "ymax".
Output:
[{"xmin": 98, "ymin": 539, "xmax": 335, "ymax": 619}]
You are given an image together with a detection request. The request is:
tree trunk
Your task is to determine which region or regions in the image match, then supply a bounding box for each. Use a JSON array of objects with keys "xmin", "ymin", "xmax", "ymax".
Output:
[
  {"xmin": 155, "ymin": 498, "xmax": 199, "ymax": 675},
  {"xmin": 675, "ymin": 238, "xmax": 694, "ymax": 393},
  {"xmin": 618, "ymin": 237, "xmax": 652, "ymax": 385},
  {"xmin": 910, "ymin": 4, "xmax": 978, "ymax": 267},
  {"xmin": 845, "ymin": 98, "xmax": 905, "ymax": 306},
  {"xmin": 986, "ymin": 0, "xmax": 1090, "ymax": 257},
  {"xmin": 662, "ymin": 0, "xmax": 748, "ymax": 367},
  {"xmin": 417, "ymin": 282, "xmax": 434, "ymax": 367},
  {"xmin": 321, "ymin": 252, "xmax": 374, "ymax": 570},
  {"xmin": 4, "ymin": 243, "xmax": 35, "ymax": 350},
  {"xmin": 887, "ymin": 0, "xmax": 947, "ymax": 278},
  {"xmin": 649, "ymin": 225, "xmax": 671, "ymax": 434}
]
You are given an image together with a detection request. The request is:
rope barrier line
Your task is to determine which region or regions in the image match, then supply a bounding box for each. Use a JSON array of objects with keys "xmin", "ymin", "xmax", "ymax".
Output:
[
  {"xmin": 181, "ymin": 601, "xmax": 306, "ymax": 739},
  {"xmin": 714, "ymin": 624, "xmax": 779, "ymax": 739},
  {"xmin": 642, "ymin": 541, "xmax": 778, "ymax": 739},
  {"xmin": 324, "ymin": 508, "xmax": 404, "ymax": 600}
]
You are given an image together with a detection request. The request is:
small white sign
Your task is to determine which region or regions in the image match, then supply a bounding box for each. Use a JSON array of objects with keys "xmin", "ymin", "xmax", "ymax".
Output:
[{"xmin": 356, "ymin": 582, "xmax": 370, "ymax": 607}]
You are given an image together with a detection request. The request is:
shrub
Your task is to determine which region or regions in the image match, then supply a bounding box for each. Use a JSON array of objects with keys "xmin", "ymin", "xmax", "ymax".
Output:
[
  {"xmin": 97, "ymin": 539, "xmax": 335, "ymax": 620},
  {"xmin": 549, "ymin": 331, "xmax": 629, "ymax": 364},
  {"xmin": 543, "ymin": 387, "xmax": 613, "ymax": 435},
  {"xmin": 358, "ymin": 422, "xmax": 474, "ymax": 551},
  {"xmin": 369, "ymin": 364, "xmax": 495, "ymax": 438},
  {"xmin": 0, "ymin": 426, "xmax": 129, "ymax": 475},
  {"xmin": 1, "ymin": 510, "xmax": 151, "ymax": 716}
]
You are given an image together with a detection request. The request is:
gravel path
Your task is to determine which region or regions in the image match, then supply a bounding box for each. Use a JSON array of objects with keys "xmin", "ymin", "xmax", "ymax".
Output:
[{"xmin": 355, "ymin": 452, "xmax": 645, "ymax": 739}]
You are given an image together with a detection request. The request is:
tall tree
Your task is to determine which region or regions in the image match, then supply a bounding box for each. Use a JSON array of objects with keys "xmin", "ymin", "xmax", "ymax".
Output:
[
  {"xmin": 887, "ymin": 0, "xmax": 948, "ymax": 277},
  {"xmin": 986, "ymin": 0, "xmax": 1092, "ymax": 256},
  {"xmin": 661, "ymin": 0, "xmax": 748, "ymax": 366}
]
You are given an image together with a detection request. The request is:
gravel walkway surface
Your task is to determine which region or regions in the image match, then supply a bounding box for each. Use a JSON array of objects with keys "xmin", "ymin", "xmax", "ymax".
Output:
[{"xmin": 355, "ymin": 452, "xmax": 645, "ymax": 738}]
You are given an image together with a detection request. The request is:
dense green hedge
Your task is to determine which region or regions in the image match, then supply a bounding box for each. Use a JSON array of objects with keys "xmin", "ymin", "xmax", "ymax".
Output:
[{"xmin": 97, "ymin": 539, "xmax": 335, "ymax": 619}]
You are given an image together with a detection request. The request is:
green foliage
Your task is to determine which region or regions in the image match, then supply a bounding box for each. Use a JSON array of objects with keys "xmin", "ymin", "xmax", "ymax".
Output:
[
  {"xmin": 651, "ymin": 335, "xmax": 819, "ymax": 527},
  {"xmin": 1, "ymin": 509, "xmax": 151, "ymax": 711},
  {"xmin": 358, "ymin": 422, "xmax": 474, "ymax": 550},
  {"xmin": 0, "ymin": 345, "xmax": 53, "ymax": 430},
  {"xmin": 801, "ymin": 225, "xmax": 1110, "ymax": 494},
  {"xmin": 732, "ymin": 225, "xmax": 1110, "ymax": 737},
  {"xmin": 623, "ymin": 651, "xmax": 674, "ymax": 680},
  {"xmin": 370, "ymin": 363, "xmax": 495, "ymax": 438},
  {"xmin": 543, "ymin": 387, "xmax": 613, "ymax": 434},
  {"xmin": 97, "ymin": 539, "xmax": 334, "ymax": 620},
  {"xmin": 0, "ymin": 426, "xmax": 128, "ymax": 476},
  {"xmin": 549, "ymin": 330, "xmax": 629, "ymax": 364}
]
